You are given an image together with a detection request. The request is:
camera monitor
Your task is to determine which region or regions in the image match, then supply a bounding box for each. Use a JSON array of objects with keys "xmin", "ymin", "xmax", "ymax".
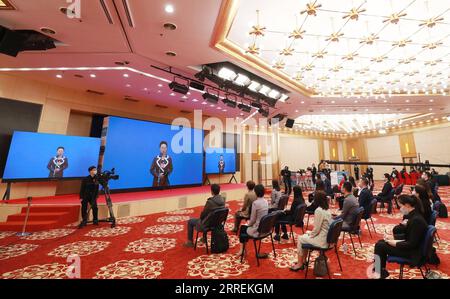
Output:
[
  {"xmin": 205, "ymin": 147, "xmax": 236, "ymax": 175},
  {"xmin": 102, "ymin": 117, "xmax": 204, "ymax": 190},
  {"xmin": 2, "ymin": 131, "xmax": 101, "ymax": 181}
]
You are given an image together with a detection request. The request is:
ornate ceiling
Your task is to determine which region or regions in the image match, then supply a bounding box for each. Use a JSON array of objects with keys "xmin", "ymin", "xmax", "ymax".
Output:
[{"xmin": 225, "ymin": 0, "xmax": 450, "ymax": 98}]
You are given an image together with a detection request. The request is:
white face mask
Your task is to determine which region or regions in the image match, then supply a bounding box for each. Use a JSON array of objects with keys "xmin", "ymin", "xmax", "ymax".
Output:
[{"xmin": 400, "ymin": 206, "xmax": 409, "ymax": 216}]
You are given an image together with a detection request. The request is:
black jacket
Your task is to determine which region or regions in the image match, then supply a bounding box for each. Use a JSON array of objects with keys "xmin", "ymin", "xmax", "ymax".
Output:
[
  {"xmin": 394, "ymin": 209, "xmax": 428, "ymax": 266},
  {"xmin": 79, "ymin": 175, "xmax": 99, "ymax": 200},
  {"xmin": 200, "ymin": 195, "xmax": 225, "ymax": 222},
  {"xmin": 358, "ymin": 187, "xmax": 373, "ymax": 219},
  {"xmin": 379, "ymin": 181, "xmax": 393, "ymax": 197}
]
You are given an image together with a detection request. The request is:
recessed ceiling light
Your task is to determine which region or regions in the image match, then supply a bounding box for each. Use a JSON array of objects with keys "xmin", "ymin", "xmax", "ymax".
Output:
[
  {"xmin": 165, "ymin": 4, "xmax": 174, "ymax": 13},
  {"xmin": 123, "ymin": 74, "xmax": 129, "ymax": 78}
]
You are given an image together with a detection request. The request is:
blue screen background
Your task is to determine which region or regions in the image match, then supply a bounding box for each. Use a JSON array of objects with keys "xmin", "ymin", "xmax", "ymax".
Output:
[
  {"xmin": 3, "ymin": 132, "xmax": 101, "ymax": 180},
  {"xmin": 102, "ymin": 117, "xmax": 204, "ymax": 190},
  {"xmin": 205, "ymin": 147, "xmax": 236, "ymax": 174}
]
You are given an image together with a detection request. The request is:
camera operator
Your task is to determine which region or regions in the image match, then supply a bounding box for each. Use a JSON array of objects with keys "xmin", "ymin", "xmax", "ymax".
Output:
[{"xmin": 78, "ymin": 166, "xmax": 99, "ymax": 228}]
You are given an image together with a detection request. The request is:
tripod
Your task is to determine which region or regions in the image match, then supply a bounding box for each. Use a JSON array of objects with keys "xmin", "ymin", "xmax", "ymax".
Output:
[{"xmin": 87, "ymin": 182, "xmax": 116, "ymax": 228}]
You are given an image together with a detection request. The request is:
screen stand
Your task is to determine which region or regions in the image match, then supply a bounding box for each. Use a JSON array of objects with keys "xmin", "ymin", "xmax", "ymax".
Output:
[
  {"xmin": 229, "ymin": 174, "xmax": 238, "ymax": 184},
  {"xmin": 2, "ymin": 182, "xmax": 11, "ymax": 201},
  {"xmin": 203, "ymin": 175, "xmax": 211, "ymax": 186}
]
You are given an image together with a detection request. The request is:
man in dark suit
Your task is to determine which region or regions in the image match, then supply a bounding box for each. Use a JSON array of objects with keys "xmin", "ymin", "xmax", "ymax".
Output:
[
  {"xmin": 78, "ymin": 166, "xmax": 99, "ymax": 228},
  {"xmin": 358, "ymin": 178, "xmax": 373, "ymax": 219},
  {"xmin": 354, "ymin": 164, "xmax": 360, "ymax": 181},
  {"xmin": 375, "ymin": 173, "xmax": 394, "ymax": 214},
  {"xmin": 184, "ymin": 184, "xmax": 225, "ymax": 247},
  {"xmin": 47, "ymin": 146, "xmax": 69, "ymax": 178},
  {"xmin": 311, "ymin": 163, "xmax": 317, "ymax": 184},
  {"xmin": 280, "ymin": 166, "xmax": 292, "ymax": 195}
]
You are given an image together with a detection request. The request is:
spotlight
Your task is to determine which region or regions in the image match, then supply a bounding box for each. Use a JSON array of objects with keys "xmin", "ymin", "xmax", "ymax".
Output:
[
  {"xmin": 189, "ymin": 81, "xmax": 205, "ymax": 91},
  {"xmin": 194, "ymin": 67, "xmax": 212, "ymax": 82},
  {"xmin": 222, "ymin": 96, "xmax": 237, "ymax": 108},
  {"xmin": 279, "ymin": 94, "xmax": 290, "ymax": 102},
  {"xmin": 251, "ymin": 101, "xmax": 263, "ymax": 109},
  {"xmin": 218, "ymin": 67, "xmax": 237, "ymax": 81},
  {"xmin": 258, "ymin": 108, "xmax": 269, "ymax": 117},
  {"xmin": 168, "ymin": 78, "xmax": 189, "ymax": 95},
  {"xmin": 202, "ymin": 90, "xmax": 219, "ymax": 104},
  {"xmin": 238, "ymin": 103, "xmax": 251, "ymax": 113}
]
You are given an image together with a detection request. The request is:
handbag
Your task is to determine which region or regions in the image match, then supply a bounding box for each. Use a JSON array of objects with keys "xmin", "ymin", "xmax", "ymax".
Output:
[{"xmin": 313, "ymin": 253, "xmax": 328, "ymax": 277}]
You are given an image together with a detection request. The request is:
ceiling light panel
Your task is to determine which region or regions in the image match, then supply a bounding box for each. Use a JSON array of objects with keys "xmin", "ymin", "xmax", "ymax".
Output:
[{"xmin": 229, "ymin": 0, "xmax": 450, "ymax": 96}]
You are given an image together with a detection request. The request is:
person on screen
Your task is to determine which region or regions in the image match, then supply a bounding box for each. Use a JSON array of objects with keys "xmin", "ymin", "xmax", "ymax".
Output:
[
  {"xmin": 78, "ymin": 166, "xmax": 99, "ymax": 228},
  {"xmin": 47, "ymin": 146, "xmax": 69, "ymax": 178},
  {"xmin": 218, "ymin": 155, "xmax": 225, "ymax": 174},
  {"xmin": 150, "ymin": 141, "xmax": 173, "ymax": 187}
]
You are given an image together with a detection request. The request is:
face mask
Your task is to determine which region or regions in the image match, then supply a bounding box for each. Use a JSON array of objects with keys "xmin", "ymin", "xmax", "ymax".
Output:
[{"xmin": 400, "ymin": 207, "xmax": 409, "ymax": 216}]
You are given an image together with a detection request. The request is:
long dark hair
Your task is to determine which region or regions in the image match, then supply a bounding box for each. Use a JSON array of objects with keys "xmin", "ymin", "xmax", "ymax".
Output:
[
  {"xmin": 314, "ymin": 191, "xmax": 329, "ymax": 210},
  {"xmin": 416, "ymin": 178, "xmax": 433, "ymax": 200},
  {"xmin": 342, "ymin": 173, "xmax": 348, "ymax": 182},
  {"xmin": 348, "ymin": 176, "xmax": 356, "ymax": 187},
  {"xmin": 272, "ymin": 179, "xmax": 281, "ymax": 191},
  {"xmin": 414, "ymin": 184, "xmax": 430, "ymax": 213},
  {"xmin": 315, "ymin": 180, "xmax": 325, "ymax": 191},
  {"xmin": 293, "ymin": 185, "xmax": 304, "ymax": 203}
]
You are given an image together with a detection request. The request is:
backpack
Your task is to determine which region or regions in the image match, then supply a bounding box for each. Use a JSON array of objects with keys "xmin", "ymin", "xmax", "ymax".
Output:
[
  {"xmin": 313, "ymin": 253, "xmax": 328, "ymax": 277},
  {"xmin": 428, "ymin": 247, "xmax": 440, "ymax": 265},
  {"xmin": 438, "ymin": 203, "xmax": 448, "ymax": 218},
  {"xmin": 210, "ymin": 226, "xmax": 229, "ymax": 253}
]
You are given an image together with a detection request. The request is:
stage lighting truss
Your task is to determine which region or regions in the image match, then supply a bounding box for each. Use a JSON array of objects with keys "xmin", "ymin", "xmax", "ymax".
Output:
[{"xmin": 217, "ymin": 66, "xmax": 289, "ymax": 102}]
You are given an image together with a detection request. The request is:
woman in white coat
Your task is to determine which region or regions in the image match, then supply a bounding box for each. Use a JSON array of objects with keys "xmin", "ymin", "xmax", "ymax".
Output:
[{"xmin": 290, "ymin": 190, "xmax": 332, "ymax": 271}]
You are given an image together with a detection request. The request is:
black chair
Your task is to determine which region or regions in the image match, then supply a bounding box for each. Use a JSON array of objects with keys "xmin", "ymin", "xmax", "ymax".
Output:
[
  {"xmin": 379, "ymin": 189, "xmax": 395, "ymax": 214},
  {"xmin": 235, "ymin": 203, "xmax": 252, "ymax": 236},
  {"xmin": 275, "ymin": 203, "xmax": 307, "ymax": 245},
  {"xmin": 240, "ymin": 211, "xmax": 282, "ymax": 266},
  {"xmin": 429, "ymin": 210, "xmax": 440, "ymax": 242},
  {"xmin": 387, "ymin": 225, "xmax": 437, "ymax": 279},
  {"xmin": 341, "ymin": 207, "xmax": 365, "ymax": 255},
  {"xmin": 305, "ymin": 208, "xmax": 315, "ymax": 230},
  {"xmin": 194, "ymin": 208, "xmax": 229, "ymax": 254},
  {"xmin": 363, "ymin": 199, "xmax": 378, "ymax": 238},
  {"xmin": 276, "ymin": 194, "xmax": 290, "ymax": 211},
  {"xmin": 393, "ymin": 184, "xmax": 404, "ymax": 209},
  {"xmin": 302, "ymin": 218, "xmax": 344, "ymax": 279}
]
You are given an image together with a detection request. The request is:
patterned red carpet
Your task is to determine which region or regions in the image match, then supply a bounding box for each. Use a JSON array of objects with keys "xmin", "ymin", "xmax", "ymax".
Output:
[{"xmin": 0, "ymin": 184, "xmax": 449, "ymax": 279}]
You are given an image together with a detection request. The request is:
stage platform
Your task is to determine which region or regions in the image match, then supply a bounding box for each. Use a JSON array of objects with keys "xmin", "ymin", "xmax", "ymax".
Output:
[{"xmin": 0, "ymin": 184, "xmax": 246, "ymax": 224}]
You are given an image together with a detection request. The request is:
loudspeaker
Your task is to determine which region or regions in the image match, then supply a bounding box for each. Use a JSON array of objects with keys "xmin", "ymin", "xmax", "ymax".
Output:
[
  {"xmin": 285, "ymin": 118, "xmax": 295, "ymax": 128},
  {"xmin": 0, "ymin": 26, "xmax": 25, "ymax": 57}
]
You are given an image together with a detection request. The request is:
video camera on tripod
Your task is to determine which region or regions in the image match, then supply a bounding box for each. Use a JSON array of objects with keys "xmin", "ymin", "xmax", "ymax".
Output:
[
  {"xmin": 92, "ymin": 168, "xmax": 119, "ymax": 228},
  {"xmin": 95, "ymin": 168, "xmax": 119, "ymax": 188}
]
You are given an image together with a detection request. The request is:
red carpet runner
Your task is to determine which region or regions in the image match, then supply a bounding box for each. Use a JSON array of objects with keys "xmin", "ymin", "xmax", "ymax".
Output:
[{"xmin": 0, "ymin": 184, "xmax": 449, "ymax": 279}]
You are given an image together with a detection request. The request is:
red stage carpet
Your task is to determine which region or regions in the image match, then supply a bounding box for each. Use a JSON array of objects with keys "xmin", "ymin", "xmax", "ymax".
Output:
[{"xmin": 0, "ymin": 184, "xmax": 449, "ymax": 279}]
